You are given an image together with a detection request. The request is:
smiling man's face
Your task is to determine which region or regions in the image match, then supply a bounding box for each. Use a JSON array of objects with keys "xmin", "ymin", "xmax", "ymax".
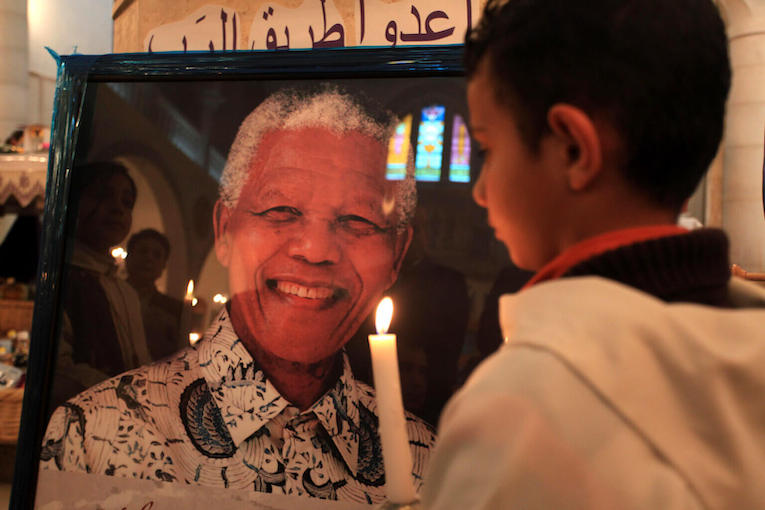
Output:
[{"xmin": 215, "ymin": 126, "xmax": 411, "ymax": 364}]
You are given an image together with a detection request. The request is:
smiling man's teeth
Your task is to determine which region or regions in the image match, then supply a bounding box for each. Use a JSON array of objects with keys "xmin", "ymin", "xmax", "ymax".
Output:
[{"xmin": 276, "ymin": 281, "xmax": 333, "ymax": 299}]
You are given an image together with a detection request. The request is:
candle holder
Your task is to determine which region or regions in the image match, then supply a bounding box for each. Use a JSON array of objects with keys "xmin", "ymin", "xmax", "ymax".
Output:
[{"xmin": 377, "ymin": 499, "xmax": 421, "ymax": 510}]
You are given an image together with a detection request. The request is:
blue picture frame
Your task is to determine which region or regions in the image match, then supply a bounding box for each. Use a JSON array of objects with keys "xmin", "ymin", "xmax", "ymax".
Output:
[{"xmin": 11, "ymin": 46, "xmax": 469, "ymax": 509}]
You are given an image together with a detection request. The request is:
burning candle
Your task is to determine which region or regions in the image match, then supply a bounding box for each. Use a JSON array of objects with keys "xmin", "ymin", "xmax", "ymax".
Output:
[
  {"xmin": 110, "ymin": 246, "xmax": 127, "ymax": 260},
  {"xmin": 182, "ymin": 280, "xmax": 197, "ymax": 343},
  {"xmin": 368, "ymin": 297, "xmax": 417, "ymax": 504},
  {"xmin": 185, "ymin": 280, "xmax": 198, "ymax": 306}
]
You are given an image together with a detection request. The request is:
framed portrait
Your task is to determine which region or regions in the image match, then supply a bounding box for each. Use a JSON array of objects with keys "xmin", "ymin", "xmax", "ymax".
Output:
[{"xmin": 11, "ymin": 47, "xmax": 519, "ymax": 509}]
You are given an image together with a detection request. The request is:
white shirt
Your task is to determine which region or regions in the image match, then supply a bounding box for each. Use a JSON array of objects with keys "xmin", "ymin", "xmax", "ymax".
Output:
[{"xmin": 423, "ymin": 277, "xmax": 765, "ymax": 510}]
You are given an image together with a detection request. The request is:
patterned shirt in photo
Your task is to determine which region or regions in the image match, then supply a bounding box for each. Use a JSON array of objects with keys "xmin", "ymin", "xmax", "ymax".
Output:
[{"xmin": 41, "ymin": 308, "xmax": 436, "ymax": 504}]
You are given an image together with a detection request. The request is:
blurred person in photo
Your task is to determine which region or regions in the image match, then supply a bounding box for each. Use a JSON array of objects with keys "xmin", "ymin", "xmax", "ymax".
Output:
[
  {"xmin": 126, "ymin": 228, "xmax": 185, "ymax": 360},
  {"xmin": 51, "ymin": 162, "xmax": 150, "ymax": 411}
]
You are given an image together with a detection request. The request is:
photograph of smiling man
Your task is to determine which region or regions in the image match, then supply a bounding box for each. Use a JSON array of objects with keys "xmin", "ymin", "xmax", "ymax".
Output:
[{"xmin": 40, "ymin": 88, "xmax": 435, "ymax": 504}]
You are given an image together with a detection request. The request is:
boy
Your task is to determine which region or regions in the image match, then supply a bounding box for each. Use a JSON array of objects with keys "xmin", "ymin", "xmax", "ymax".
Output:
[{"xmin": 422, "ymin": 1, "xmax": 765, "ymax": 509}]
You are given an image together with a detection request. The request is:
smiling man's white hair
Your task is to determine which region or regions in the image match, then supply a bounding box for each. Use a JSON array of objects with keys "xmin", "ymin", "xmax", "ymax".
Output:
[{"xmin": 219, "ymin": 87, "xmax": 416, "ymax": 231}]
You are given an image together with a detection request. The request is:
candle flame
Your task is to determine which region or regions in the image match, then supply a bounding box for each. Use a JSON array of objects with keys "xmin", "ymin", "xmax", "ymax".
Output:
[
  {"xmin": 186, "ymin": 280, "xmax": 195, "ymax": 298},
  {"xmin": 189, "ymin": 332, "xmax": 201, "ymax": 345},
  {"xmin": 375, "ymin": 297, "xmax": 394, "ymax": 334},
  {"xmin": 111, "ymin": 247, "xmax": 127, "ymax": 260}
]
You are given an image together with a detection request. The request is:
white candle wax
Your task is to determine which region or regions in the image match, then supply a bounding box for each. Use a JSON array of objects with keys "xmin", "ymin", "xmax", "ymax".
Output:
[{"xmin": 369, "ymin": 331, "xmax": 417, "ymax": 504}]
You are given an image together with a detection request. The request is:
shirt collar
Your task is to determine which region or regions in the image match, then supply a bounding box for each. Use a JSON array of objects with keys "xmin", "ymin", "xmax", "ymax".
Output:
[
  {"xmin": 196, "ymin": 308, "xmax": 290, "ymax": 447},
  {"xmin": 195, "ymin": 308, "xmax": 363, "ymax": 474},
  {"xmin": 309, "ymin": 353, "xmax": 362, "ymax": 475}
]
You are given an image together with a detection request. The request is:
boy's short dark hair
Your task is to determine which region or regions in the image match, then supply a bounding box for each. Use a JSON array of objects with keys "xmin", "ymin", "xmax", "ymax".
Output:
[
  {"xmin": 127, "ymin": 228, "xmax": 171, "ymax": 260},
  {"xmin": 465, "ymin": 0, "xmax": 731, "ymax": 211}
]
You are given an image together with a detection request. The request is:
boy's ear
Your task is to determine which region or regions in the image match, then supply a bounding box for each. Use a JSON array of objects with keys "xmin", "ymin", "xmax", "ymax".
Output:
[
  {"xmin": 213, "ymin": 199, "xmax": 232, "ymax": 267},
  {"xmin": 547, "ymin": 104, "xmax": 603, "ymax": 191}
]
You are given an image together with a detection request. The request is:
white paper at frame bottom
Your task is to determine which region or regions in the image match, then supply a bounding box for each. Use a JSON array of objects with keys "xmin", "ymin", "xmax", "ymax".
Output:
[{"xmin": 35, "ymin": 469, "xmax": 371, "ymax": 510}]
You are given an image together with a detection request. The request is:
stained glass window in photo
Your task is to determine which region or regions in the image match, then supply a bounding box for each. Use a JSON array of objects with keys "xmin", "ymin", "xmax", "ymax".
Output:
[
  {"xmin": 386, "ymin": 114, "xmax": 412, "ymax": 181},
  {"xmin": 414, "ymin": 105, "xmax": 445, "ymax": 182},
  {"xmin": 449, "ymin": 114, "xmax": 471, "ymax": 183}
]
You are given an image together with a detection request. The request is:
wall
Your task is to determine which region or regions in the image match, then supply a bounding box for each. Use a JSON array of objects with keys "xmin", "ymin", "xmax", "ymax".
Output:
[
  {"xmin": 28, "ymin": 0, "xmax": 113, "ymax": 78},
  {"xmin": 26, "ymin": 0, "xmax": 113, "ymax": 127},
  {"xmin": 715, "ymin": 0, "xmax": 765, "ymax": 273},
  {"xmin": 0, "ymin": 0, "xmax": 28, "ymax": 139},
  {"xmin": 113, "ymin": 0, "xmax": 479, "ymax": 53}
]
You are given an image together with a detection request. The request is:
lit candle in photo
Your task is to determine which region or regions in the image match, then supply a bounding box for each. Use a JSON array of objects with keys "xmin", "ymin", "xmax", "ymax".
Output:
[
  {"xmin": 368, "ymin": 297, "xmax": 417, "ymax": 504},
  {"xmin": 181, "ymin": 280, "xmax": 196, "ymax": 341},
  {"xmin": 185, "ymin": 280, "xmax": 198, "ymax": 306},
  {"xmin": 110, "ymin": 246, "xmax": 127, "ymax": 260}
]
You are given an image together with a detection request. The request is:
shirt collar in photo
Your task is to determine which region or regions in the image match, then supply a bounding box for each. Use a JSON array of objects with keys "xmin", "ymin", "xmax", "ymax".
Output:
[{"xmin": 196, "ymin": 307, "xmax": 363, "ymax": 474}]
